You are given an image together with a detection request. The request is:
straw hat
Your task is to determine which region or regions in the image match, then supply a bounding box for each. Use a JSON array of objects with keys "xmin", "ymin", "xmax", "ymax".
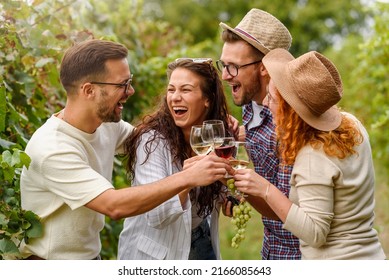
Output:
[
  {"xmin": 262, "ymin": 49, "xmax": 343, "ymax": 131},
  {"xmin": 220, "ymin": 8, "xmax": 292, "ymax": 54}
]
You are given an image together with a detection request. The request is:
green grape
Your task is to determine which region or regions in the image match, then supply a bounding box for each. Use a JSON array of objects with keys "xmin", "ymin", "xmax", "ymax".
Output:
[{"xmin": 228, "ymin": 179, "xmax": 253, "ymax": 249}]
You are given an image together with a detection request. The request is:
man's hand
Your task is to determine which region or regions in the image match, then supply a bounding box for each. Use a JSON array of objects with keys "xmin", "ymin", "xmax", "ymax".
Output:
[
  {"xmin": 183, "ymin": 154, "xmax": 234, "ymax": 188},
  {"xmin": 228, "ymin": 115, "xmax": 240, "ymax": 140}
]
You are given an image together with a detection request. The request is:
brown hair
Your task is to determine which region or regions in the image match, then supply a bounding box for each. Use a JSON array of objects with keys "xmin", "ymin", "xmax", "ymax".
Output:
[
  {"xmin": 221, "ymin": 29, "xmax": 264, "ymax": 61},
  {"xmin": 60, "ymin": 39, "xmax": 128, "ymax": 94},
  {"xmin": 274, "ymin": 90, "xmax": 363, "ymax": 165},
  {"xmin": 124, "ymin": 59, "xmax": 230, "ymax": 218}
]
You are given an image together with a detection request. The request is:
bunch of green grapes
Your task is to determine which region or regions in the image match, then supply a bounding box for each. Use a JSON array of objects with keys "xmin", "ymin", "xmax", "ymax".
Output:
[{"xmin": 227, "ymin": 179, "xmax": 253, "ymax": 249}]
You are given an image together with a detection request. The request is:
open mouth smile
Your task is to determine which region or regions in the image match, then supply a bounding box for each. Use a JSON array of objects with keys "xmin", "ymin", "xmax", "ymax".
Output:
[{"xmin": 173, "ymin": 106, "xmax": 188, "ymax": 116}]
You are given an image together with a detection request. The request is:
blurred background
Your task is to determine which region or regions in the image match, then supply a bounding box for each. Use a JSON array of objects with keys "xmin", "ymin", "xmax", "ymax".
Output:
[{"xmin": 0, "ymin": 0, "xmax": 387, "ymax": 259}]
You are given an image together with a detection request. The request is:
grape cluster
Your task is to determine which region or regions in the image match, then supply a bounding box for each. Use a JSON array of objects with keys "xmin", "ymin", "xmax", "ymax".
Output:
[{"xmin": 227, "ymin": 179, "xmax": 253, "ymax": 249}]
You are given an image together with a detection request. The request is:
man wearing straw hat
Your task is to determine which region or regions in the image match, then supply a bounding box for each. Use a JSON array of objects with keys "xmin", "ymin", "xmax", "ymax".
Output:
[{"xmin": 216, "ymin": 9, "xmax": 301, "ymax": 259}]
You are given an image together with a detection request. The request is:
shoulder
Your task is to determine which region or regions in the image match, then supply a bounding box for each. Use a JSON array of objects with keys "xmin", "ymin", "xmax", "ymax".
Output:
[
  {"xmin": 100, "ymin": 120, "xmax": 134, "ymax": 135},
  {"xmin": 341, "ymin": 111, "xmax": 369, "ymax": 137},
  {"xmin": 293, "ymin": 145, "xmax": 341, "ymax": 182}
]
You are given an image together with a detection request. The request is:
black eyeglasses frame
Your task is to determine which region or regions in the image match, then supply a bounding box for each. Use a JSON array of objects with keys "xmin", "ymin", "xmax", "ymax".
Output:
[
  {"xmin": 90, "ymin": 74, "xmax": 133, "ymax": 94},
  {"xmin": 216, "ymin": 60, "xmax": 261, "ymax": 77}
]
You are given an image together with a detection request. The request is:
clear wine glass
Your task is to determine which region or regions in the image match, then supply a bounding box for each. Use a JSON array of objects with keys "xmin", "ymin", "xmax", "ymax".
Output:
[
  {"xmin": 230, "ymin": 141, "xmax": 253, "ymax": 170},
  {"xmin": 203, "ymin": 120, "xmax": 225, "ymax": 149},
  {"xmin": 214, "ymin": 136, "xmax": 236, "ymax": 178},
  {"xmin": 190, "ymin": 125, "xmax": 214, "ymax": 155},
  {"xmin": 214, "ymin": 137, "xmax": 236, "ymax": 159},
  {"xmin": 229, "ymin": 141, "xmax": 253, "ymax": 197}
]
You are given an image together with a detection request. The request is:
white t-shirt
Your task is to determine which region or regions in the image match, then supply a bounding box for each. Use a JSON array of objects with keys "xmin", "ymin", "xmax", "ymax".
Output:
[
  {"xmin": 247, "ymin": 101, "xmax": 264, "ymax": 130},
  {"xmin": 20, "ymin": 115, "xmax": 134, "ymax": 259}
]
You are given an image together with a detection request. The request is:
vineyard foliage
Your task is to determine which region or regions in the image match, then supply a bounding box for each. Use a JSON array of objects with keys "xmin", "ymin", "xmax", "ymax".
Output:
[{"xmin": 0, "ymin": 0, "xmax": 388, "ymax": 259}]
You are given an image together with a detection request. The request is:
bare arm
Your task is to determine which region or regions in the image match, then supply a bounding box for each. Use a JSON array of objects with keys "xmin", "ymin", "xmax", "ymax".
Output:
[
  {"xmin": 245, "ymin": 195, "xmax": 280, "ymax": 220},
  {"xmin": 86, "ymin": 155, "xmax": 232, "ymax": 220}
]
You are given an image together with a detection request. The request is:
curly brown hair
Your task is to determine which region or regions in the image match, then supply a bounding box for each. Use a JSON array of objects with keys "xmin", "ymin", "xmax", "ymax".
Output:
[
  {"xmin": 274, "ymin": 90, "xmax": 363, "ymax": 165},
  {"xmin": 123, "ymin": 59, "xmax": 231, "ymax": 218}
]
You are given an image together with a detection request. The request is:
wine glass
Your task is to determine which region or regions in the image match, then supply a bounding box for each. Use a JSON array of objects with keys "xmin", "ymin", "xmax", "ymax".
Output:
[
  {"xmin": 203, "ymin": 120, "xmax": 225, "ymax": 149},
  {"xmin": 229, "ymin": 141, "xmax": 253, "ymax": 197},
  {"xmin": 214, "ymin": 136, "xmax": 236, "ymax": 178},
  {"xmin": 214, "ymin": 137, "xmax": 236, "ymax": 159},
  {"xmin": 190, "ymin": 125, "xmax": 214, "ymax": 155},
  {"xmin": 229, "ymin": 142, "xmax": 253, "ymax": 170}
]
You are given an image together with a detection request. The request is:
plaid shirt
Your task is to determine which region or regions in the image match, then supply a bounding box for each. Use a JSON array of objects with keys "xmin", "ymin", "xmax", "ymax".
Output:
[{"xmin": 243, "ymin": 103, "xmax": 301, "ymax": 260}]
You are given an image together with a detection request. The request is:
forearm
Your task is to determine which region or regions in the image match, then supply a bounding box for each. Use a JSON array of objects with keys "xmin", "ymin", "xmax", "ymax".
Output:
[
  {"xmin": 245, "ymin": 194, "xmax": 280, "ymax": 220},
  {"xmin": 86, "ymin": 171, "xmax": 192, "ymax": 220},
  {"xmin": 178, "ymin": 188, "xmax": 190, "ymax": 207},
  {"xmin": 264, "ymin": 183, "xmax": 292, "ymax": 222},
  {"xmin": 86, "ymin": 154, "xmax": 230, "ymax": 219}
]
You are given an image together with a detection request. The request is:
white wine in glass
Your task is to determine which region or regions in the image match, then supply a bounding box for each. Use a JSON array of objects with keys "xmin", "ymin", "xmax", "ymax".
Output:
[
  {"xmin": 229, "ymin": 141, "xmax": 252, "ymax": 170},
  {"xmin": 229, "ymin": 141, "xmax": 253, "ymax": 197},
  {"xmin": 190, "ymin": 125, "xmax": 213, "ymax": 155}
]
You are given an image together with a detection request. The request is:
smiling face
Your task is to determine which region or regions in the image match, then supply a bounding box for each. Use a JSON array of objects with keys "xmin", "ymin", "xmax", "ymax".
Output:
[
  {"xmin": 219, "ymin": 41, "xmax": 264, "ymax": 106},
  {"xmin": 95, "ymin": 58, "xmax": 134, "ymax": 122},
  {"xmin": 167, "ymin": 67, "xmax": 210, "ymax": 137}
]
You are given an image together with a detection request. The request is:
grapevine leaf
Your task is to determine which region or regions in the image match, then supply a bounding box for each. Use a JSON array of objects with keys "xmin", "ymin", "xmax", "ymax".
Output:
[
  {"xmin": 18, "ymin": 151, "xmax": 31, "ymax": 169},
  {"xmin": 0, "ymin": 138, "xmax": 15, "ymax": 149},
  {"xmin": 0, "ymin": 213, "xmax": 7, "ymax": 227},
  {"xmin": 1, "ymin": 150, "xmax": 12, "ymax": 165},
  {"xmin": 2, "ymin": 167, "xmax": 15, "ymax": 182},
  {"xmin": 10, "ymin": 149, "xmax": 21, "ymax": 167},
  {"xmin": 0, "ymin": 239, "xmax": 19, "ymax": 254},
  {"xmin": 24, "ymin": 211, "xmax": 43, "ymax": 239}
]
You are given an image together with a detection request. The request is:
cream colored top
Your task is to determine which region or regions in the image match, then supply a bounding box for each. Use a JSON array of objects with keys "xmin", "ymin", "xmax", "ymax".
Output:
[
  {"xmin": 284, "ymin": 113, "xmax": 386, "ymax": 260},
  {"xmin": 20, "ymin": 116, "xmax": 134, "ymax": 259}
]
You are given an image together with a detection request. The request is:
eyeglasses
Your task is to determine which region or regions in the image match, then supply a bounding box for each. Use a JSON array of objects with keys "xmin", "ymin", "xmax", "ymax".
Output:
[
  {"xmin": 175, "ymin": 58, "xmax": 213, "ymax": 64},
  {"xmin": 216, "ymin": 60, "xmax": 261, "ymax": 77},
  {"xmin": 90, "ymin": 74, "xmax": 133, "ymax": 94}
]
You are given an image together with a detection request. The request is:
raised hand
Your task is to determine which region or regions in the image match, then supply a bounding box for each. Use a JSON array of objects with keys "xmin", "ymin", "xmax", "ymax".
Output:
[
  {"xmin": 233, "ymin": 168, "xmax": 269, "ymax": 198},
  {"xmin": 183, "ymin": 154, "xmax": 234, "ymax": 187}
]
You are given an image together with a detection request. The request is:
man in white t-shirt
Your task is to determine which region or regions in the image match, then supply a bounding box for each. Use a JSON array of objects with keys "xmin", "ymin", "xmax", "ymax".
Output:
[{"xmin": 20, "ymin": 39, "xmax": 232, "ymax": 260}]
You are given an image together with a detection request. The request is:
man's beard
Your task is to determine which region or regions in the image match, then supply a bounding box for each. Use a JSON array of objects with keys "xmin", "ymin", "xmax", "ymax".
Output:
[
  {"xmin": 97, "ymin": 89, "xmax": 121, "ymax": 123},
  {"xmin": 98, "ymin": 108, "xmax": 121, "ymax": 123},
  {"xmin": 233, "ymin": 78, "xmax": 261, "ymax": 106}
]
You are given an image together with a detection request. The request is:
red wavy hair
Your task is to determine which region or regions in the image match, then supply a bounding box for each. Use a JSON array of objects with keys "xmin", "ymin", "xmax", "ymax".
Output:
[{"xmin": 274, "ymin": 90, "xmax": 363, "ymax": 165}]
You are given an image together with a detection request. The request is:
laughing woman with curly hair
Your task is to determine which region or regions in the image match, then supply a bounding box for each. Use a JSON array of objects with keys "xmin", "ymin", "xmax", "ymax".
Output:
[{"xmin": 118, "ymin": 58, "xmax": 235, "ymax": 260}]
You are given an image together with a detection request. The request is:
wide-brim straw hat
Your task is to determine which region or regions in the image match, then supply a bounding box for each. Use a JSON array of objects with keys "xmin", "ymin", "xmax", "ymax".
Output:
[
  {"xmin": 220, "ymin": 8, "xmax": 292, "ymax": 54},
  {"xmin": 262, "ymin": 49, "xmax": 343, "ymax": 131}
]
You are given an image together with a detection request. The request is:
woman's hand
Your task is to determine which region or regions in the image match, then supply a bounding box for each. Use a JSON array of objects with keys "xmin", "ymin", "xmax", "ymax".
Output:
[{"xmin": 233, "ymin": 169, "xmax": 268, "ymax": 198}]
